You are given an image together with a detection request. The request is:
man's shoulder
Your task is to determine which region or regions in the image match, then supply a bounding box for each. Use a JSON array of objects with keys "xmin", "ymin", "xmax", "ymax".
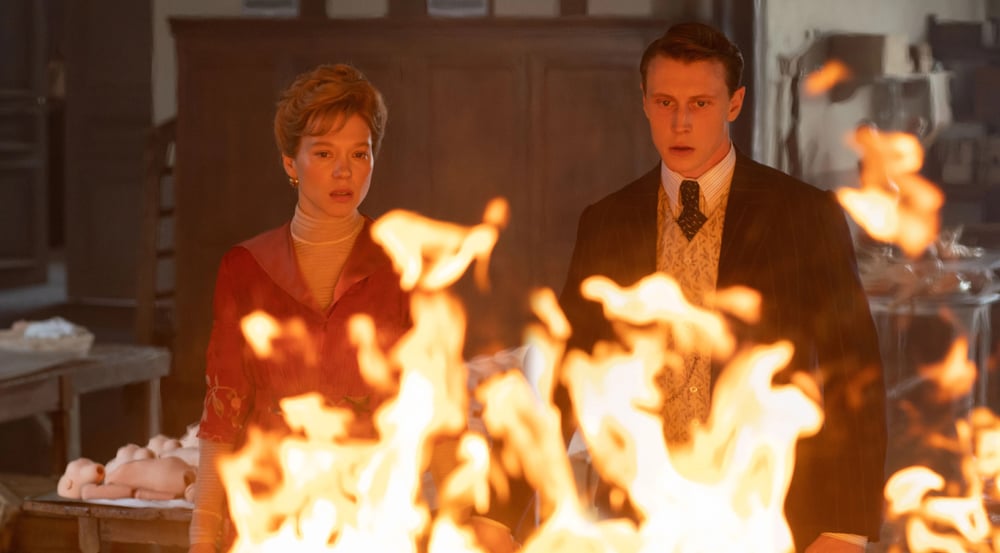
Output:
[
  {"xmin": 586, "ymin": 165, "xmax": 660, "ymax": 213},
  {"xmin": 734, "ymin": 153, "xmax": 829, "ymax": 200}
]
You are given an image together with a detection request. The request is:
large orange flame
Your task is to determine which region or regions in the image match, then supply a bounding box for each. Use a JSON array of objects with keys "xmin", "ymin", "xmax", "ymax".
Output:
[
  {"xmin": 878, "ymin": 319, "xmax": 993, "ymax": 553},
  {"xmin": 837, "ymin": 126, "xmax": 943, "ymax": 258},
  {"xmin": 218, "ymin": 199, "xmax": 864, "ymax": 553},
  {"xmin": 803, "ymin": 60, "xmax": 852, "ymax": 96},
  {"xmin": 830, "ymin": 104, "xmax": 1000, "ymax": 553}
]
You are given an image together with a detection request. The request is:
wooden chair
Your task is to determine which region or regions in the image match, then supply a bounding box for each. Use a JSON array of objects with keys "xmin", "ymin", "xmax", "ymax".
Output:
[{"xmin": 135, "ymin": 118, "xmax": 177, "ymax": 347}]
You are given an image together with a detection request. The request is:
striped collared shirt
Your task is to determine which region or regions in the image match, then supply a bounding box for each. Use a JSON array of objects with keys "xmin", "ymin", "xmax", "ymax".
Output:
[{"xmin": 660, "ymin": 144, "xmax": 736, "ymax": 215}]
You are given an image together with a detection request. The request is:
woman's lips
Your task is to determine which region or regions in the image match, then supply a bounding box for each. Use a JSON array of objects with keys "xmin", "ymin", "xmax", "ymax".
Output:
[{"xmin": 330, "ymin": 190, "xmax": 353, "ymax": 202}]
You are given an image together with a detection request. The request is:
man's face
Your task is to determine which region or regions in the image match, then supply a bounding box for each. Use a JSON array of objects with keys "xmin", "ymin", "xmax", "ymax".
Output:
[{"xmin": 642, "ymin": 55, "xmax": 745, "ymax": 179}]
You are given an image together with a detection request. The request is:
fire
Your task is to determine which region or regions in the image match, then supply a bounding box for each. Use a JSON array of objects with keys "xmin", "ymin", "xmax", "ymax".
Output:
[
  {"xmin": 879, "ymin": 341, "xmax": 989, "ymax": 553},
  {"xmin": 220, "ymin": 202, "xmax": 510, "ymax": 553},
  {"xmin": 215, "ymin": 194, "xmax": 837, "ymax": 553},
  {"xmin": 917, "ymin": 339, "xmax": 976, "ymax": 403},
  {"xmin": 211, "ymin": 82, "xmax": 1000, "ymax": 551},
  {"xmin": 830, "ymin": 107, "xmax": 1000, "ymax": 552},
  {"xmin": 241, "ymin": 311, "xmax": 319, "ymax": 368},
  {"xmin": 803, "ymin": 60, "xmax": 852, "ymax": 96},
  {"xmin": 545, "ymin": 295, "xmax": 819, "ymax": 553},
  {"xmin": 836, "ymin": 126, "xmax": 943, "ymax": 258},
  {"xmin": 580, "ymin": 274, "xmax": 735, "ymax": 358},
  {"xmin": 372, "ymin": 197, "xmax": 508, "ymax": 292},
  {"xmin": 222, "ymin": 176, "xmax": 989, "ymax": 553}
]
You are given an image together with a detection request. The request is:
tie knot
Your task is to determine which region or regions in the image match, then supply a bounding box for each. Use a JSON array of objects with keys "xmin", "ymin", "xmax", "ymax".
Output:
[
  {"xmin": 676, "ymin": 179, "xmax": 706, "ymax": 241},
  {"xmin": 680, "ymin": 180, "xmax": 700, "ymax": 209}
]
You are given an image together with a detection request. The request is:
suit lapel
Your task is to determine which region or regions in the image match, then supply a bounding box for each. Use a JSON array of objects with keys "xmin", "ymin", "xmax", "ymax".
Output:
[
  {"xmin": 623, "ymin": 166, "xmax": 660, "ymax": 284},
  {"xmin": 717, "ymin": 152, "xmax": 770, "ymax": 290},
  {"xmin": 629, "ymin": 155, "xmax": 772, "ymax": 290},
  {"xmin": 713, "ymin": 153, "xmax": 775, "ymax": 385}
]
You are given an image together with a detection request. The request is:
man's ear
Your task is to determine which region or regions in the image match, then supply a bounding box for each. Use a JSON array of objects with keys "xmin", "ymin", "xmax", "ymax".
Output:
[
  {"xmin": 640, "ymin": 80, "xmax": 651, "ymax": 119},
  {"xmin": 728, "ymin": 86, "xmax": 746, "ymax": 122}
]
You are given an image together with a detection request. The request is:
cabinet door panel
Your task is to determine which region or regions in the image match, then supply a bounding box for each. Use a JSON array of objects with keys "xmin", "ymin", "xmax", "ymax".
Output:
[
  {"xmin": 0, "ymin": 0, "xmax": 46, "ymax": 289},
  {"xmin": 537, "ymin": 59, "xmax": 659, "ymax": 292},
  {"xmin": 64, "ymin": 0, "xmax": 151, "ymax": 300}
]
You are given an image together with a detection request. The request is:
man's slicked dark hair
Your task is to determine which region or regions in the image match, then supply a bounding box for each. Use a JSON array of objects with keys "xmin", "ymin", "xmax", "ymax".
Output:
[{"xmin": 640, "ymin": 22, "xmax": 744, "ymax": 96}]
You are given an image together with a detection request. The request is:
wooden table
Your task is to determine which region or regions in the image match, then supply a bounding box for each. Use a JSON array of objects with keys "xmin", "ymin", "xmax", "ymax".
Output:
[
  {"xmin": 0, "ymin": 344, "xmax": 170, "ymax": 470},
  {"xmin": 18, "ymin": 493, "xmax": 190, "ymax": 552},
  {"xmin": 0, "ymin": 473, "xmax": 59, "ymax": 552}
]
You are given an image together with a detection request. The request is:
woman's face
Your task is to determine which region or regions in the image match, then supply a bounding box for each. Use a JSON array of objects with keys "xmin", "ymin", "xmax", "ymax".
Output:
[{"xmin": 282, "ymin": 113, "xmax": 374, "ymax": 219}]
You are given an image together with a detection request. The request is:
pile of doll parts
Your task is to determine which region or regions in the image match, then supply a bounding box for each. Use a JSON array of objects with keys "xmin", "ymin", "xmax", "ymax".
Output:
[{"xmin": 56, "ymin": 423, "xmax": 199, "ymax": 503}]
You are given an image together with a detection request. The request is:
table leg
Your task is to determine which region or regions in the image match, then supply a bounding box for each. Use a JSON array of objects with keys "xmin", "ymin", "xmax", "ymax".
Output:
[
  {"xmin": 47, "ymin": 409, "xmax": 67, "ymax": 473},
  {"xmin": 148, "ymin": 378, "xmax": 162, "ymax": 439},
  {"xmin": 78, "ymin": 517, "xmax": 101, "ymax": 553},
  {"xmin": 49, "ymin": 377, "xmax": 81, "ymax": 472},
  {"xmin": 126, "ymin": 378, "xmax": 163, "ymax": 441}
]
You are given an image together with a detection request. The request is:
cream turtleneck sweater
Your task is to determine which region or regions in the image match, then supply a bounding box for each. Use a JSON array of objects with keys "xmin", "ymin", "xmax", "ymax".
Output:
[{"xmin": 289, "ymin": 204, "xmax": 364, "ymax": 310}]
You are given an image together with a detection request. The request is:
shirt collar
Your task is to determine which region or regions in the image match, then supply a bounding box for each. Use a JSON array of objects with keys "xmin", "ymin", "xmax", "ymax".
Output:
[{"xmin": 660, "ymin": 143, "xmax": 736, "ymax": 213}]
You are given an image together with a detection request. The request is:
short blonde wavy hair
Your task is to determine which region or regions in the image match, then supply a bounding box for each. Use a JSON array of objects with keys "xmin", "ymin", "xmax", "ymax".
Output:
[{"xmin": 274, "ymin": 63, "xmax": 388, "ymax": 158}]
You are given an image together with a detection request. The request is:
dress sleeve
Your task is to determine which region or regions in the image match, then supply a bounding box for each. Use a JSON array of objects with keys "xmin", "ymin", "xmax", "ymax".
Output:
[{"xmin": 198, "ymin": 250, "xmax": 255, "ymax": 444}]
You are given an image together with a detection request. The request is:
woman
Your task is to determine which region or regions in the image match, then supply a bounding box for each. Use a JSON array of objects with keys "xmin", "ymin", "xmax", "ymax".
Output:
[{"xmin": 188, "ymin": 63, "xmax": 410, "ymax": 552}]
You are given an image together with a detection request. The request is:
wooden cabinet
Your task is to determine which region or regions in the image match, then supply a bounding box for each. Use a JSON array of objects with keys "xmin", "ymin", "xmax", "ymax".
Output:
[
  {"xmin": 64, "ymin": 0, "xmax": 152, "ymax": 301},
  {"xmin": 0, "ymin": 0, "xmax": 47, "ymax": 289},
  {"xmin": 168, "ymin": 17, "xmax": 667, "ymax": 431}
]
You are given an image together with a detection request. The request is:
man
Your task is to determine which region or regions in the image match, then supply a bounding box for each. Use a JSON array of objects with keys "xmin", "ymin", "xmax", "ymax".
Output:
[{"xmin": 557, "ymin": 22, "xmax": 886, "ymax": 553}]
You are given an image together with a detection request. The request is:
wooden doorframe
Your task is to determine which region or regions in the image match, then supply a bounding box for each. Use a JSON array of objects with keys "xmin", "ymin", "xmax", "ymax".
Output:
[{"xmin": 714, "ymin": 0, "xmax": 760, "ymax": 159}]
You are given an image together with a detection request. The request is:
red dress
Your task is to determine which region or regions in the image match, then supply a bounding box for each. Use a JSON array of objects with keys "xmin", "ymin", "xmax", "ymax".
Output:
[{"xmin": 197, "ymin": 218, "xmax": 410, "ymax": 444}]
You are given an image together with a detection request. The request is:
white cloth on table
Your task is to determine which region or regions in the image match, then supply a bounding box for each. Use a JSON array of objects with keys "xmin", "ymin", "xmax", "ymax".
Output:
[{"xmin": 0, "ymin": 317, "xmax": 93, "ymax": 355}]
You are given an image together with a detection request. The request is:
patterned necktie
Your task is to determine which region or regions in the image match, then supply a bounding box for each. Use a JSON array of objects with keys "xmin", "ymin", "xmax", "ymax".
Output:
[{"xmin": 676, "ymin": 179, "xmax": 707, "ymax": 241}]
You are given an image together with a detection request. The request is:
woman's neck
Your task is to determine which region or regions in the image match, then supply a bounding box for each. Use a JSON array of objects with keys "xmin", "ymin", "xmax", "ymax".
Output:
[{"xmin": 290, "ymin": 204, "xmax": 363, "ymax": 244}]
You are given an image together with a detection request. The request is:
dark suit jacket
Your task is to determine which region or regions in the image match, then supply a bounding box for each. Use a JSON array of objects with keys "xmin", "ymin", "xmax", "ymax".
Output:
[{"xmin": 558, "ymin": 152, "xmax": 887, "ymax": 550}]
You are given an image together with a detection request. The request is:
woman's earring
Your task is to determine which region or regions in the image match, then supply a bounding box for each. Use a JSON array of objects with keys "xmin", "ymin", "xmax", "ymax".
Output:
[{"xmin": 289, "ymin": 177, "xmax": 299, "ymax": 188}]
